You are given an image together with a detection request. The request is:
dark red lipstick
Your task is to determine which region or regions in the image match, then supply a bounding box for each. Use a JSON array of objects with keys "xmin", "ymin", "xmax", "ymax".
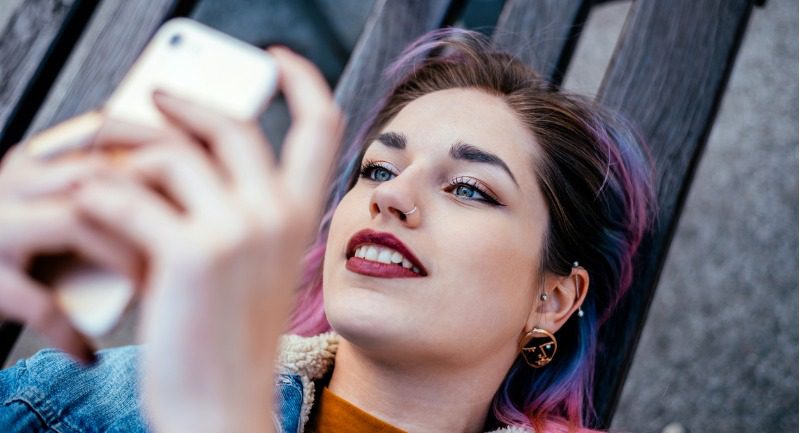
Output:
[{"xmin": 345, "ymin": 229, "xmax": 428, "ymax": 278}]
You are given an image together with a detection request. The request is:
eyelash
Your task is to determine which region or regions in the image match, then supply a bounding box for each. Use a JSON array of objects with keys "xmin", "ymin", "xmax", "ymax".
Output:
[{"xmin": 358, "ymin": 159, "xmax": 505, "ymax": 206}]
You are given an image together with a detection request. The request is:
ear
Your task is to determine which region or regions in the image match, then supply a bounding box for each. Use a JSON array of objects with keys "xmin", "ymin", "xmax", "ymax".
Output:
[{"xmin": 524, "ymin": 265, "xmax": 589, "ymax": 334}]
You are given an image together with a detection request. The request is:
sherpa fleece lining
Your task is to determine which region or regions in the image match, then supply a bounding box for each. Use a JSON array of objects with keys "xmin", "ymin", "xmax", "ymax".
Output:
[{"xmin": 275, "ymin": 332, "xmax": 534, "ymax": 433}]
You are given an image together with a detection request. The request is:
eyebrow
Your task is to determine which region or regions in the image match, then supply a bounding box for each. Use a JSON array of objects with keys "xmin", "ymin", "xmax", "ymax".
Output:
[
  {"xmin": 375, "ymin": 132, "xmax": 519, "ymax": 187},
  {"xmin": 376, "ymin": 131, "xmax": 406, "ymax": 150},
  {"xmin": 450, "ymin": 142, "xmax": 519, "ymax": 187}
]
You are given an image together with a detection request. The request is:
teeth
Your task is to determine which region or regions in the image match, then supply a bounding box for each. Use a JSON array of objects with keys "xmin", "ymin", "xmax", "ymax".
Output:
[
  {"xmin": 352, "ymin": 244, "xmax": 422, "ymax": 274},
  {"xmin": 390, "ymin": 251, "xmax": 404, "ymax": 264},
  {"xmin": 377, "ymin": 248, "xmax": 393, "ymax": 264}
]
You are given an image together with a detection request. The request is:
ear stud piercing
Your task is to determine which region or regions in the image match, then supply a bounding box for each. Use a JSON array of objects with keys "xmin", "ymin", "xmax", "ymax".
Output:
[{"xmin": 572, "ymin": 261, "xmax": 584, "ymax": 318}]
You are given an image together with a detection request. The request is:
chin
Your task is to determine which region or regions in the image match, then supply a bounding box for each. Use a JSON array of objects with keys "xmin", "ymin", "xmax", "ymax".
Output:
[{"xmin": 323, "ymin": 286, "xmax": 416, "ymax": 352}]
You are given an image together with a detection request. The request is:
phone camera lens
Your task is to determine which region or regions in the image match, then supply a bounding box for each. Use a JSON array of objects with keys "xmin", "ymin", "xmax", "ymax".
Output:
[{"xmin": 169, "ymin": 33, "xmax": 182, "ymax": 47}]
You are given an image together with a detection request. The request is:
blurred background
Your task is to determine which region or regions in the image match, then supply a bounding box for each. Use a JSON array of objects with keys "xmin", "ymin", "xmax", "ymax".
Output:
[{"xmin": 5, "ymin": 0, "xmax": 797, "ymax": 432}]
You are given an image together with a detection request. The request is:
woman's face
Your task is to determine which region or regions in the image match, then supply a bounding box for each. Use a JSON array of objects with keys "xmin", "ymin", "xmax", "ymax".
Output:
[{"xmin": 323, "ymin": 88, "xmax": 550, "ymax": 368}]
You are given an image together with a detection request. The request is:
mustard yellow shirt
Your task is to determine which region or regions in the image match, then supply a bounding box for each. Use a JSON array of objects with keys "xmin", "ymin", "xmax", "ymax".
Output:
[{"xmin": 306, "ymin": 387, "xmax": 407, "ymax": 433}]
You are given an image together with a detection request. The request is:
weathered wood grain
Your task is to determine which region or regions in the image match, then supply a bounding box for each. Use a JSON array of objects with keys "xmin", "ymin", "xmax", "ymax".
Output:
[
  {"xmin": 0, "ymin": 0, "xmax": 93, "ymax": 152},
  {"xmin": 26, "ymin": 0, "xmax": 189, "ymax": 135},
  {"xmin": 493, "ymin": 0, "xmax": 593, "ymax": 85},
  {"xmin": 592, "ymin": 0, "xmax": 754, "ymax": 426}
]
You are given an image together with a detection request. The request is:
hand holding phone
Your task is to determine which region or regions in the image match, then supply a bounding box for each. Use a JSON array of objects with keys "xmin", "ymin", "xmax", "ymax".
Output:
[{"xmin": 27, "ymin": 18, "xmax": 280, "ymax": 338}]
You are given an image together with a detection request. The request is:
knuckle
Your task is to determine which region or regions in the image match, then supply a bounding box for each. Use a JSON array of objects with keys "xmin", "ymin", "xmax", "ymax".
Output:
[
  {"xmin": 55, "ymin": 203, "xmax": 81, "ymax": 229},
  {"xmin": 102, "ymin": 194, "xmax": 136, "ymax": 222}
]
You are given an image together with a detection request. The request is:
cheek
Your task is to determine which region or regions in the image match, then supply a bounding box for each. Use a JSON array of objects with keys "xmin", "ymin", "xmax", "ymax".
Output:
[
  {"xmin": 421, "ymin": 213, "xmax": 542, "ymax": 344},
  {"xmin": 321, "ymin": 187, "xmax": 386, "ymax": 325},
  {"xmin": 323, "ymin": 188, "xmax": 363, "ymax": 276}
]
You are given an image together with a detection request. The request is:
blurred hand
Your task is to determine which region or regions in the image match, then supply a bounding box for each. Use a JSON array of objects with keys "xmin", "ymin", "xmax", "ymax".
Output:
[
  {"xmin": 71, "ymin": 46, "xmax": 343, "ymax": 432},
  {"xmin": 0, "ymin": 113, "xmax": 142, "ymax": 363}
]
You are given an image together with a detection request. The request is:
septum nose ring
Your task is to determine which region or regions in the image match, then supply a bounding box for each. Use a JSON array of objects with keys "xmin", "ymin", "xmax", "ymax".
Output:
[{"xmin": 402, "ymin": 206, "xmax": 417, "ymax": 216}]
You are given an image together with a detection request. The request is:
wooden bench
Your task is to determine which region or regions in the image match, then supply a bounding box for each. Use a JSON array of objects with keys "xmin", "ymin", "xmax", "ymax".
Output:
[{"xmin": 0, "ymin": 0, "xmax": 765, "ymax": 427}]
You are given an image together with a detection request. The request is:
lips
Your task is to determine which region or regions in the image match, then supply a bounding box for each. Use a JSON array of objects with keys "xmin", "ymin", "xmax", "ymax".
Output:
[{"xmin": 345, "ymin": 229, "xmax": 428, "ymax": 278}]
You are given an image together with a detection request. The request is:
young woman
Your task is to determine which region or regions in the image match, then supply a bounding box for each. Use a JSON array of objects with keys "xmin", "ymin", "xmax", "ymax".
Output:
[{"xmin": 0, "ymin": 29, "xmax": 654, "ymax": 433}]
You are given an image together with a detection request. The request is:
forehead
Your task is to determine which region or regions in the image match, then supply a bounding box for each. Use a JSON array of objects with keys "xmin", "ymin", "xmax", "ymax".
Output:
[{"xmin": 378, "ymin": 88, "xmax": 539, "ymax": 168}]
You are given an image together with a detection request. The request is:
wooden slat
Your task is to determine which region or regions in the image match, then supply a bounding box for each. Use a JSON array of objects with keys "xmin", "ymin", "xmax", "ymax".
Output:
[
  {"xmin": 332, "ymin": 0, "xmax": 457, "ymax": 166},
  {"xmin": 0, "ymin": 0, "xmax": 191, "ymax": 367},
  {"xmin": 592, "ymin": 0, "xmax": 754, "ymax": 426},
  {"xmin": 493, "ymin": 0, "xmax": 593, "ymax": 85},
  {"xmin": 0, "ymin": 0, "xmax": 97, "ymax": 154}
]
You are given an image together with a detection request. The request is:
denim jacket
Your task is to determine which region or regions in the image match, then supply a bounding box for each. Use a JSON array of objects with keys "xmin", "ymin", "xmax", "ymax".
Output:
[{"xmin": 0, "ymin": 332, "xmax": 531, "ymax": 433}]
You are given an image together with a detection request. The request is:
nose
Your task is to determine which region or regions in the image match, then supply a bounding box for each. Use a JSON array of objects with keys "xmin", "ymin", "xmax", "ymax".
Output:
[{"xmin": 369, "ymin": 176, "xmax": 421, "ymax": 227}]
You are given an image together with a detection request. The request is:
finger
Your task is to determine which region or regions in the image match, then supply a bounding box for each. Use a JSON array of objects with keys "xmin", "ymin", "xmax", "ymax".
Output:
[
  {"xmin": 95, "ymin": 113, "xmax": 192, "ymax": 148},
  {"xmin": 151, "ymin": 90, "xmax": 277, "ymax": 202},
  {"xmin": 0, "ymin": 200, "xmax": 142, "ymax": 280},
  {"xmin": 120, "ymin": 141, "xmax": 231, "ymax": 217},
  {"xmin": 268, "ymin": 47, "xmax": 344, "ymax": 216},
  {"xmin": 73, "ymin": 176, "xmax": 182, "ymax": 253},
  {"xmin": 0, "ymin": 266, "xmax": 96, "ymax": 364},
  {"xmin": 0, "ymin": 153, "xmax": 111, "ymax": 199},
  {"xmin": 23, "ymin": 112, "xmax": 103, "ymax": 161},
  {"xmin": 17, "ymin": 110, "xmax": 189, "ymax": 165}
]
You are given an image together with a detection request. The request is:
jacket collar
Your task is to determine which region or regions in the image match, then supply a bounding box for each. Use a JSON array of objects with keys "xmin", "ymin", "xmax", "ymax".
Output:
[{"xmin": 276, "ymin": 332, "xmax": 534, "ymax": 433}]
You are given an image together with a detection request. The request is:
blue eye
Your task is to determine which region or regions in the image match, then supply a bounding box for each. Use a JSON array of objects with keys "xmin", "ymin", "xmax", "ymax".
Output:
[
  {"xmin": 454, "ymin": 184, "xmax": 479, "ymax": 198},
  {"xmin": 448, "ymin": 176, "xmax": 503, "ymax": 206},
  {"xmin": 358, "ymin": 160, "xmax": 505, "ymax": 207},
  {"xmin": 370, "ymin": 166, "xmax": 394, "ymax": 182},
  {"xmin": 359, "ymin": 160, "xmax": 396, "ymax": 182}
]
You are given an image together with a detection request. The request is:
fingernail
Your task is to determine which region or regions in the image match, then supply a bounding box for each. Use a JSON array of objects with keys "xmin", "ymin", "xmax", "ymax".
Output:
[
  {"xmin": 152, "ymin": 89, "xmax": 187, "ymax": 108},
  {"xmin": 152, "ymin": 88, "xmax": 179, "ymax": 104},
  {"xmin": 267, "ymin": 45, "xmax": 293, "ymax": 56},
  {"xmin": 26, "ymin": 112, "xmax": 103, "ymax": 160},
  {"xmin": 153, "ymin": 89, "xmax": 181, "ymax": 101},
  {"xmin": 152, "ymin": 89, "xmax": 168, "ymax": 102}
]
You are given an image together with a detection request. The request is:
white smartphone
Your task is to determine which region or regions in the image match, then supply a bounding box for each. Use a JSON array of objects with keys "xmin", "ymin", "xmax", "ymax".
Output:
[
  {"xmin": 53, "ymin": 18, "xmax": 279, "ymax": 338},
  {"xmin": 105, "ymin": 17, "xmax": 279, "ymax": 127}
]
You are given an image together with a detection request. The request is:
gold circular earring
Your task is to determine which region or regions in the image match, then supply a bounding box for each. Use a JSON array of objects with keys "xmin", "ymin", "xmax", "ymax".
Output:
[{"xmin": 518, "ymin": 328, "xmax": 557, "ymax": 368}]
